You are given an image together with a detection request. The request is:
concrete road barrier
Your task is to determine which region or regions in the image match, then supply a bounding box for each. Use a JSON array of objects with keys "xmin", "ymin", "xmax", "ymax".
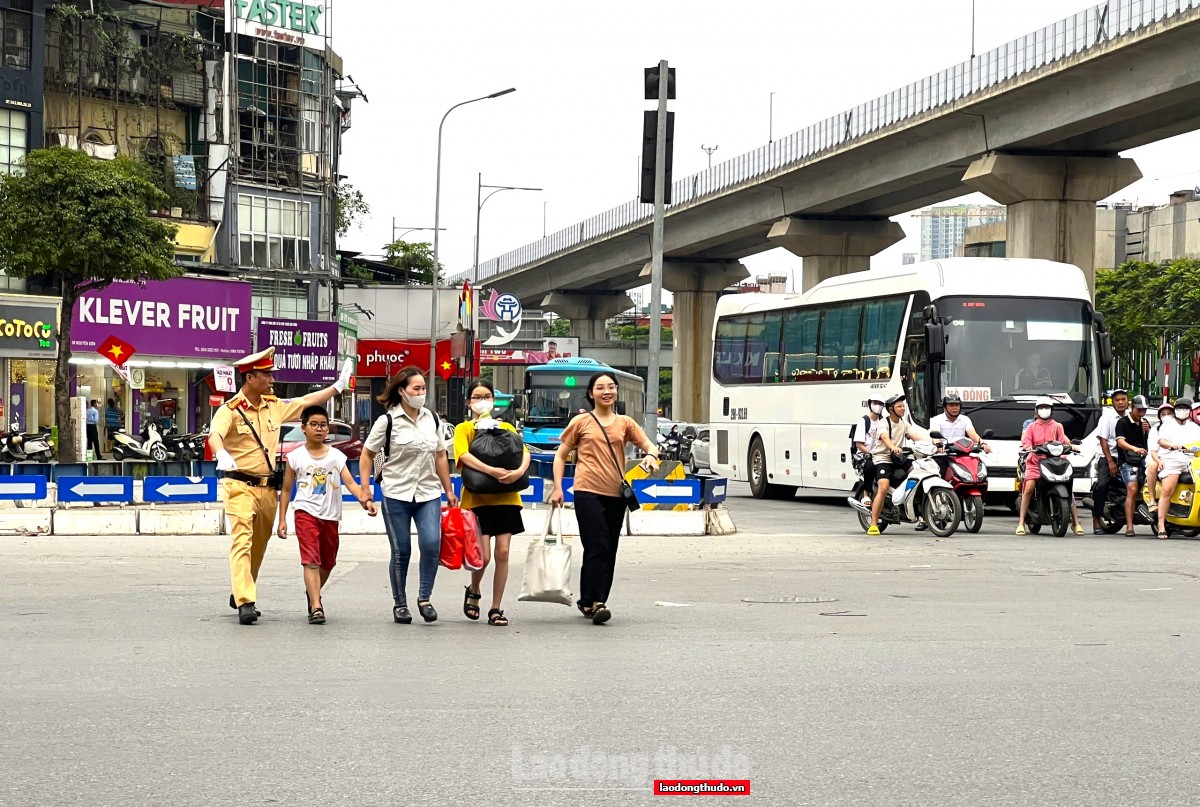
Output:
[
  {"xmin": 54, "ymin": 508, "xmax": 138, "ymax": 536},
  {"xmin": 0, "ymin": 509, "xmax": 52, "ymax": 535},
  {"xmin": 139, "ymin": 507, "xmax": 222, "ymax": 535}
]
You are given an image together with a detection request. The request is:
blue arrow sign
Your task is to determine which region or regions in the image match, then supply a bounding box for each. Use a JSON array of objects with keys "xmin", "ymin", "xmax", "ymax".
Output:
[
  {"xmin": 520, "ymin": 477, "xmax": 545, "ymax": 503},
  {"xmin": 143, "ymin": 476, "xmax": 217, "ymax": 503},
  {"xmin": 0, "ymin": 475, "xmax": 47, "ymax": 500},
  {"xmin": 702, "ymin": 477, "xmax": 728, "ymax": 504},
  {"xmin": 558, "ymin": 477, "xmax": 575, "ymax": 503},
  {"xmin": 57, "ymin": 476, "xmax": 133, "ymax": 503},
  {"xmin": 632, "ymin": 478, "xmax": 702, "ymax": 505}
]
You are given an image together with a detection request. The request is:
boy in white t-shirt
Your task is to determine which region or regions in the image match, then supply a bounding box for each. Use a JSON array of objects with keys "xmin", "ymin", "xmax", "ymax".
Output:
[{"xmin": 278, "ymin": 405, "xmax": 376, "ymax": 624}]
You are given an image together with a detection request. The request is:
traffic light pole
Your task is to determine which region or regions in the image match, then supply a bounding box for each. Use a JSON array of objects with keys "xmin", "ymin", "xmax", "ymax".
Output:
[{"xmin": 645, "ymin": 59, "xmax": 669, "ymax": 440}]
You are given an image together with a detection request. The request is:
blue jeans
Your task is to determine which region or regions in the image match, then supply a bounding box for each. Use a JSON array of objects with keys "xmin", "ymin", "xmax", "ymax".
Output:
[{"xmin": 381, "ymin": 496, "xmax": 442, "ymax": 606}]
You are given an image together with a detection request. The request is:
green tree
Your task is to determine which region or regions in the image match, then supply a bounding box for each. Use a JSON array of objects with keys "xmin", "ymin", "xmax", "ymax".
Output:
[
  {"xmin": 0, "ymin": 147, "xmax": 179, "ymax": 462},
  {"xmin": 335, "ymin": 182, "xmax": 370, "ymax": 238},
  {"xmin": 610, "ymin": 323, "xmax": 673, "ymax": 343},
  {"xmin": 546, "ymin": 316, "xmax": 572, "ymax": 338},
  {"xmin": 384, "ymin": 239, "xmax": 444, "ymax": 285},
  {"xmin": 1096, "ymin": 259, "xmax": 1200, "ymax": 356}
]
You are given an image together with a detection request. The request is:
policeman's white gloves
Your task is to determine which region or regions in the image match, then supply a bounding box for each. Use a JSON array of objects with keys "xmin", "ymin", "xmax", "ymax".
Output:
[
  {"xmin": 216, "ymin": 449, "xmax": 238, "ymax": 472},
  {"xmin": 332, "ymin": 357, "xmax": 354, "ymax": 393}
]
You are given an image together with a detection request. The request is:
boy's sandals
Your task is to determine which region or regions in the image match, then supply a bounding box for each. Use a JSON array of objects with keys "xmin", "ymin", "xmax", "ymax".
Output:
[
  {"xmin": 463, "ymin": 587, "xmax": 481, "ymax": 621},
  {"xmin": 487, "ymin": 608, "xmax": 508, "ymax": 627}
]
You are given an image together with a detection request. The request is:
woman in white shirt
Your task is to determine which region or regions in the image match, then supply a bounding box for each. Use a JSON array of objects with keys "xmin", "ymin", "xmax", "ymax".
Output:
[{"xmin": 359, "ymin": 367, "xmax": 458, "ymax": 625}]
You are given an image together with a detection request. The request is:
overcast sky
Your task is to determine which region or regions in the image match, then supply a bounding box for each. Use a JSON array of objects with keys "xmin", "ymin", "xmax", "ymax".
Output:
[{"xmin": 335, "ymin": 0, "xmax": 1200, "ymax": 294}]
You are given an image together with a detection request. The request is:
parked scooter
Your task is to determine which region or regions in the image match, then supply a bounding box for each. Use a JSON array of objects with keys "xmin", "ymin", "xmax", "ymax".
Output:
[
  {"xmin": 0, "ymin": 423, "xmax": 54, "ymax": 463},
  {"xmin": 162, "ymin": 428, "xmax": 206, "ymax": 461},
  {"xmin": 940, "ymin": 432, "xmax": 992, "ymax": 533},
  {"xmin": 111, "ymin": 422, "xmax": 174, "ymax": 462},
  {"xmin": 1141, "ymin": 445, "xmax": 1200, "ymax": 538},
  {"xmin": 1017, "ymin": 440, "xmax": 1076, "ymax": 536},
  {"xmin": 659, "ymin": 431, "xmax": 683, "ymax": 461},
  {"xmin": 852, "ymin": 434, "xmax": 962, "ymax": 537}
]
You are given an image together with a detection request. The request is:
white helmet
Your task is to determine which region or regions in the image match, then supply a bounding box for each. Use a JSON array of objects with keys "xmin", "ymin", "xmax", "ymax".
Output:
[{"xmin": 1035, "ymin": 396, "xmax": 1054, "ymax": 409}]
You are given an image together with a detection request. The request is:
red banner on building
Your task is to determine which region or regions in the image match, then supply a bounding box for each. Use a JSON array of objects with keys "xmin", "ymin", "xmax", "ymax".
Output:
[{"xmin": 357, "ymin": 339, "xmax": 459, "ymax": 378}]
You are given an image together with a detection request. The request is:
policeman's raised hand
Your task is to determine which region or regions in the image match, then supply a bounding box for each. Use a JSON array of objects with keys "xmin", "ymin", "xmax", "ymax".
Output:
[
  {"xmin": 333, "ymin": 357, "xmax": 354, "ymax": 393},
  {"xmin": 216, "ymin": 449, "xmax": 238, "ymax": 472}
]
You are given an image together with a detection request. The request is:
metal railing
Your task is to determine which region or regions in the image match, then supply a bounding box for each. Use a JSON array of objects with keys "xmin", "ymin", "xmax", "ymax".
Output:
[{"xmin": 471, "ymin": 0, "xmax": 1199, "ymax": 283}]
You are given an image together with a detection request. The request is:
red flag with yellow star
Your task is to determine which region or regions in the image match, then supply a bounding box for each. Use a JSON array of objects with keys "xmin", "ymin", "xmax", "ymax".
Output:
[
  {"xmin": 97, "ymin": 335, "xmax": 136, "ymax": 367},
  {"xmin": 437, "ymin": 357, "xmax": 455, "ymax": 381}
]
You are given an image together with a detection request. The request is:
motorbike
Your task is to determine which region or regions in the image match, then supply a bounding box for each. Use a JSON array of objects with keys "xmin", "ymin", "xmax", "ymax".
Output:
[
  {"xmin": 1016, "ymin": 440, "xmax": 1076, "ymax": 536},
  {"xmin": 111, "ymin": 422, "xmax": 175, "ymax": 462},
  {"xmin": 1141, "ymin": 445, "xmax": 1200, "ymax": 538},
  {"xmin": 163, "ymin": 428, "xmax": 206, "ymax": 461},
  {"xmin": 1085, "ymin": 458, "xmax": 1153, "ymax": 534},
  {"xmin": 852, "ymin": 435, "xmax": 962, "ymax": 537},
  {"xmin": 939, "ymin": 433, "xmax": 991, "ymax": 533},
  {"xmin": 659, "ymin": 432, "xmax": 683, "ymax": 461},
  {"xmin": 0, "ymin": 424, "xmax": 54, "ymax": 463}
]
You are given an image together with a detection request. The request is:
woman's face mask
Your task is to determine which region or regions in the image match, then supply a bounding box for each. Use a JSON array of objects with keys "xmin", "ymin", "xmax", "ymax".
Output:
[
  {"xmin": 471, "ymin": 399, "xmax": 494, "ymax": 416},
  {"xmin": 403, "ymin": 392, "xmax": 427, "ymax": 409},
  {"xmin": 1036, "ymin": 406, "xmax": 1053, "ymax": 420},
  {"xmin": 1176, "ymin": 408, "xmax": 1191, "ymax": 421}
]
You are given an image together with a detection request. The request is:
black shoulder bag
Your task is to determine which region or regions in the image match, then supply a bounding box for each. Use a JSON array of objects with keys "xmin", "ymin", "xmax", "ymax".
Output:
[
  {"xmin": 588, "ymin": 412, "xmax": 640, "ymax": 512},
  {"xmin": 234, "ymin": 409, "xmax": 284, "ymax": 490}
]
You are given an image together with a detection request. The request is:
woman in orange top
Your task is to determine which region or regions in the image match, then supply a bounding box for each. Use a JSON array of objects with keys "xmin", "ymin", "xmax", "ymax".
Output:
[{"xmin": 549, "ymin": 371, "xmax": 660, "ymax": 624}]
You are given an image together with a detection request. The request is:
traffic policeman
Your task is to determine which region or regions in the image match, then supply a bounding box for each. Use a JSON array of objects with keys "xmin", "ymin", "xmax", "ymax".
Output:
[{"xmin": 208, "ymin": 346, "xmax": 354, "ymax": 624}]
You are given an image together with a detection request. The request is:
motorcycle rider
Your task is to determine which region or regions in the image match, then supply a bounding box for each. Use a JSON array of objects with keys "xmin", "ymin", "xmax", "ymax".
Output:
[
  {"xmin": 1114, "ymin": 394, "xmax": 1150, "ymax": 536},
  {"xmin": 848, "ymin": 395, "xmax": 886, "ymax": 506},
  {"xmin": 928, "ymin": 394, "xmax": 992, "ymax": 451},
  {"xmin": 1016, "ymin": 396, "xmax": 1086, "ymax": 536},
  {"xmin": 1092, "ymin": 388, "xmax": 1130, "ymax": 535},
  {"xmin": 866, "ymin": 394, "xmax": 927, "ymax": 536},
  {"xmin": 1153, "ymin": 397, "xmax": 1200, "ymax": 538},
  {"xmin": 1145, "ymin": 401, "xmax": 1174, "ymax": 507}
]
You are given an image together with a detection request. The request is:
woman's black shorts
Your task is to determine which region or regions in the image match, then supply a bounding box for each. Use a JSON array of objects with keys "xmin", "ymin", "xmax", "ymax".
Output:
[{"xmin": 471, "ymin": 504, "xmax": 525, "ymax": 537}]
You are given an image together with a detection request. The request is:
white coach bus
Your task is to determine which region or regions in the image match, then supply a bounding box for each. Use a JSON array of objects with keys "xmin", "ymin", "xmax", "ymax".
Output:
[{"xmin": 709, "ymin": 258, "xmax": 1111, "ymax": 504}]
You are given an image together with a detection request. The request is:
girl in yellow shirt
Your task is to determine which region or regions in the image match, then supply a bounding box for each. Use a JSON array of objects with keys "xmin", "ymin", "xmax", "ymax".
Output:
[{"xmin": 453, "ymin": 379, "xmax": 531, "ymax": 626}]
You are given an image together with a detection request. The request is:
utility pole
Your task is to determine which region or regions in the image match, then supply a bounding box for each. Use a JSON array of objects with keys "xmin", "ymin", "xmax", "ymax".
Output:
[
  {"xmin": 645, "ymin": 60, "xmax": 673, "ymax": 439},
  {"xmin": 701, "ymin": 144, "xmax": 718, "ymax": 170},
  {"xmin": 769, "ymin": 92, "xmax": 775, "ymax": 144}
]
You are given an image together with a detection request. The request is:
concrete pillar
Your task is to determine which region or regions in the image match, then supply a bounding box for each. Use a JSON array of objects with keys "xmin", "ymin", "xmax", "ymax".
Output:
[
  {"xmin": 638, "ymin": 260, "xmax": 750, "ymax": 424},
  {"xmin": 767, "ymin": 217, "xmax": 905, "ymax": 291},
  {"xmin": 540, "ymin": 291, "xmax": 635, "ymax": 342},
  {"xmin": 962, "ymin": 153, "xmax": 1142, "ymax": 295}
]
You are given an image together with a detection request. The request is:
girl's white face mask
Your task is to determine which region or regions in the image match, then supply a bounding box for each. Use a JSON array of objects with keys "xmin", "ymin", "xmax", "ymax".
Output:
[
  {"xmin": 1036, "ymin": 406, "xmax": 1053, "ymax": 420},
  {"xmin": 471, "ymin": 400, "xmax": 494, "ymax": 416}
]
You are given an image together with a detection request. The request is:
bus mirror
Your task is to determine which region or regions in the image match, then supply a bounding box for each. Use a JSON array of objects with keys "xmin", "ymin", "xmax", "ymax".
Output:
[
  {"xmin": 1094, "ymin": 310, "xmax": 1108, "ymax": 333},
  {"xmin": 922, "ymin": 304, "xmax": 939, "ymax": 323},
  {"xmin": 615, "ymin": 401, "xmax": 627, "ymax": 416},
  {"xmin": 925, "ymin": 321, "xmax": 946, "ymax": 362},
  {"xmin": 1098, "ymin": 332, "xmax": 1113, "ymax": 370}
]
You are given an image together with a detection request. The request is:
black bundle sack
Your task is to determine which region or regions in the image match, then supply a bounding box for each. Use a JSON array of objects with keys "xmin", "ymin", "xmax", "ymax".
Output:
[{"xmin": 461, "ymin": 427, "xmax": 530, "ymax": 494}]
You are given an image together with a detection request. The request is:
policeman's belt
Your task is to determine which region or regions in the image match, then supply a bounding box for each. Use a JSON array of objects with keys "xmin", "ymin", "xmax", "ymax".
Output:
[{"xmin": 224, "ymin": 471, "xmax": 274, "ymax": 488}]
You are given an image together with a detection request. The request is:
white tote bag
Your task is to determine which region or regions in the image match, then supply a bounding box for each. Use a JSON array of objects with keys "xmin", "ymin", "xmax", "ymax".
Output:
[{"xmin": 518, "ymin": 506, "xmax": 573, "ymax": 605}]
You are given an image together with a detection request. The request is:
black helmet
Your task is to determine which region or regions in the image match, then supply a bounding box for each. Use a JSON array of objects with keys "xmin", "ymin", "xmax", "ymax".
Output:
[
  {"xmin": 885, "ymin": 394, "xmax": 906, "ymax": 410},
  {"xmin": 942, "ymin": 393, "xmax": 962, "ymax": 405},
  {"xmin": 1130, "ymin": 394, "xmax": 1149, "ymax": 409},
  {"xmin": 1175, "ymin": 398, "xmax": 1193, "ymax": 410}
]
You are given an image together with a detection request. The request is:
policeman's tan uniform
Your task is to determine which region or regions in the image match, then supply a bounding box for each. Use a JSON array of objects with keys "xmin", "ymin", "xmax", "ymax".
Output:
[{"xmin": 210, "ymin": 349, "xmax": 306, "ymax": 607}]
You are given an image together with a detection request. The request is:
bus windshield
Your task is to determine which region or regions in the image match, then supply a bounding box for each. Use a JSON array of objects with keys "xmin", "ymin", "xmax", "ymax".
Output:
[
  {"xmin": 525, "ymin": 373, "xmax": 590, "ymax": 427},
  {"xmin": 939, "ymin": 296, "xmax": 1099, "ymax": 404}
]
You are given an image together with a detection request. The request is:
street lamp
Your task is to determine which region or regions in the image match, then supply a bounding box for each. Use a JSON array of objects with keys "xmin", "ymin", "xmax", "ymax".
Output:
[
  {"xmin": 701, "ymin": 144, "xmax": 719, "ymax": 170},
  {"xmin": 391, "ymin": 220, "xmax": 445, "ymax": 243},
  {"xmin": 428, "ymin": 87, "xmax": 516, "ymax": 408}
]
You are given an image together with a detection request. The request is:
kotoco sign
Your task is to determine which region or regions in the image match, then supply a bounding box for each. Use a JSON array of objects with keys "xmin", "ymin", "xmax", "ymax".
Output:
[
  {"xmin": 357, "ymin": 339, "xmax": 455, "ymax": 378},
  {"xmin": 230, "ymin": 0, "xmax": 325, "ymax": 47}
]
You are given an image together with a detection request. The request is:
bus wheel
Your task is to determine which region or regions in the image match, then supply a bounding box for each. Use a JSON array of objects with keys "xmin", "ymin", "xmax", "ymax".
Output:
[{"xmin": 748, "ymin": 437, "xmax": 793, "ymax": 500}]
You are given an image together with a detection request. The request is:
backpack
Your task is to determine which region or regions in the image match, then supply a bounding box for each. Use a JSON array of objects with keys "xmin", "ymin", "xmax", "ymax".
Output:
[
  {"xmin": 849, "ymin": 415, "xmax": 871, "ymax": 472},
  {"xmin": 373, "ymin": 408, "xmax": 441, "ymax": 483}
]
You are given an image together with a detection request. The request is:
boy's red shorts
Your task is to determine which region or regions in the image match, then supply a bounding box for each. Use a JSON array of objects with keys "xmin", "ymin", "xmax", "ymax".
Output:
[{"xmin": 294, "ymin": 509, "xmax": 340, "ymax": 571}]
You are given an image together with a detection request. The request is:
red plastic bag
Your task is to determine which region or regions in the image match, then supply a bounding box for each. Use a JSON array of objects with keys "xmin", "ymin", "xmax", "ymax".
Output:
[
  {"xmin": 461, "ymin": 510, "xmax": 486, "ymax": 572},
  {"xmin": 440, "ymin": 507, "xmax": 484, "ymax": 571},
  {"xmin": 439, "ymin": 506, "xmax": 465, "ymax": 570}
]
